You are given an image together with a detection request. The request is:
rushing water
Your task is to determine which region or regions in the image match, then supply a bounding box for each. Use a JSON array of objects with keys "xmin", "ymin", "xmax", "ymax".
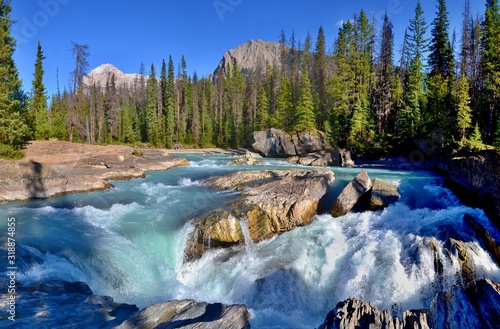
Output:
[{"xmin": 2, "ymin": 154, "xmax": 500, "ymax": 328}]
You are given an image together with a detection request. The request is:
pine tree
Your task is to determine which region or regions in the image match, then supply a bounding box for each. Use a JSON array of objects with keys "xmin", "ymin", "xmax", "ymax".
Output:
[
  {"xmin": 277, "ymin": 76, "xmax": 294, "ymax": 131},
  {"xmin": 294, "ymin": 39, "xmax": 316, "ymax": 132},
  {"xmin": 429, "ymin": 0, "xmax": 454, "ymax": 78},
  {"xmin": 165, "ymin": 56, "xmax": 175, "ymax": 148},
  {"xmin": 397, "ymin": 0, "xmax": 428, "ymax": 142},
  {"xmin": 375, "ymin": 13, "xmax": 394, "ymax": 137},
  {"xmin": 0, "ymin": 0, "xmax": 30, "ymax": 149},
  {"xmin": 460, "ymin": 0, "xmax": 471, "ymax": 78},
  {"xmin": 31, "ymin": 40, "xmax": 50, "ymax": 139},
  {"xmin": 483, "ymin": 0, "xmax": 500, "ymax": 140},
  {"xmin": 313, "ymin": 26, "xmax": 327, "ymax": 128},
  {"xmin": 457, "ymin": 75, "xmax": 472, "ymax": 140},
  {"xmin": 255, "ymin": 87, "xmax": 269, "ymax": 131},
  {"xmin": 146, "ymin": 64, "xmax": 159, "ymax": 146}
]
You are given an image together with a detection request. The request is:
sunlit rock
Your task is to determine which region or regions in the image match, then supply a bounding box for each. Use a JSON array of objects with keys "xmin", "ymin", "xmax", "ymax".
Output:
[
  {"xmin": 186, "ymin": 169, "xmax": 334, "ymax": 260},
  {"xmin": 330, "ymin": 169, "xmax": 372, "ymax": 217},
  {"xmin": 369, "ymin": 178, "xmax": 400, "ymax": 210}
]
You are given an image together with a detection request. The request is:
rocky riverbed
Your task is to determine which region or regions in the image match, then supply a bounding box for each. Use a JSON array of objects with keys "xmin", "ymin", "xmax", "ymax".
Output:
[{"xmin": 0, "ymin": 141, "xmax": 189, "ymax": 202}]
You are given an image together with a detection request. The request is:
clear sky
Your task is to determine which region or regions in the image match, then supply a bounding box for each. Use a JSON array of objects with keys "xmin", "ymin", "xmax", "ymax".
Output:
[{"xmin": 11, "ymin": 0, "xmax": 485, "ymax": 98}]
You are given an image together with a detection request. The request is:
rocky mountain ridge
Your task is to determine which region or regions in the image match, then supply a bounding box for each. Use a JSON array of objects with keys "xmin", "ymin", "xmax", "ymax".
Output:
[{"xmin": 82, "ymin": 63, "xmax": 144, "ymax": 89}]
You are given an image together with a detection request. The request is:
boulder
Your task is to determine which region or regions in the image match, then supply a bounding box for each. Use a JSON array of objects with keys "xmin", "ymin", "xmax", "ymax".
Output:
[
  {"xmin": 369, "ymin": 179, "xmax": 400, "ymax": 210},
  {"xmin": 287, "ymin": 150, "xmax": 355, "ymax": 167},
  {"xmin": 330, "ymin": 170, "xmax": 372, "ymax": 217},
  {"xmin": 251, "ymin": 128, "xmax": 297, "ymax": 157},
  {"xmin": 187, "ymin": 169, "xmax": 334, "ymax": 260},
  {"xmin": 251, "ymin": 129, "xmax": 331, "ymax": 157},
  {"xmin": 117, "ymin": 300, "xmax": 251, "ymax": 329},
  {"xmin": 318, "ymin": 297, "xmax": 429, "ymax": 329},
  {"xmin": 292, "ymin": 130, "xmax": 330, "ymax": 154}
]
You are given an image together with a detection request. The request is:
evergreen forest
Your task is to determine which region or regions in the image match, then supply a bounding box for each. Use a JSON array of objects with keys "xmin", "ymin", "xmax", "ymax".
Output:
[{"xmin": 2, "ymin": 0, "xmax": 500, "ymax": 159}]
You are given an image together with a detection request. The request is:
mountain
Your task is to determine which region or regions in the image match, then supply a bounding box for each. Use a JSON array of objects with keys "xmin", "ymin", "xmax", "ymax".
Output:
[
  {"xmin": 82, "ymin": 64, "xmax": 143, "ymax": 89},
  {"xmin": 84, "ymin": 39, "xmax": 288, "ymax": 86},
  {"xmin": 212, "ymin": 39, "xmax": 287, "ymax": 78}
]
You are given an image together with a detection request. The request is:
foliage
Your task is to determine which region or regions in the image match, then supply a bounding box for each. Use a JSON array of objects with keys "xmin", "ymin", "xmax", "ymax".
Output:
[{"xmin": 0, "ymin": 143, "xmax": 24, "ymax": 160}]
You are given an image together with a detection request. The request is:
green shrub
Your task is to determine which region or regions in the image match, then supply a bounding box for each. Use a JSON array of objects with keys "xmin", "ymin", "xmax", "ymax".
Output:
[
  {"xmin": 0, "ymin": 144, "xmax": 24, "ymax": 160},
  {"xmin": 132, "ymin": 147, "xmax": 143, "ymax": 157}
]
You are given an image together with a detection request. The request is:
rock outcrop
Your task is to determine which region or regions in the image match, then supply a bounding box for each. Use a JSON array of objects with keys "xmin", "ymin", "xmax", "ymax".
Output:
[
  {"xmin": 0, "ymin": 141, "xmax": 189, "ymax": 202},
  {"xmin": 3, "ymin": 279, "xmax": 250, "ymax": 329},
  {"xmin": 435, "ymin": 151, "xmax": 500, "ymax": 229},
  {"xmin": 370, "ymin": 178, "xmax": 401, "ymax": 210},
  {"xmin": 319, "ymin": 279, "xmax": 500, "ymax": 329},
  {"xmin": 330, "ymin": 170, "xmax": 373, "ymax": 217},
  {"xmin": 185, "ymin": 169, "xmax": 334, "ymax": 260},
  {"xmin": 318, "ymin": 298, "xmax": 429, "ymax": 329}
]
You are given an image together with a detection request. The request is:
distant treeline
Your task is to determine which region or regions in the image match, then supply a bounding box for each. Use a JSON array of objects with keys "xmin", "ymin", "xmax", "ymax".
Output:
[{"xmin": 1, "ymin": 0, "xmax": 500, "ymax": 158}]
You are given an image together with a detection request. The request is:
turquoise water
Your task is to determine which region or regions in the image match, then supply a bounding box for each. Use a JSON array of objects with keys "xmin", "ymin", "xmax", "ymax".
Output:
[{"xmin": 1, "ymin": 154, "xmax": 500, "ymax": 328}]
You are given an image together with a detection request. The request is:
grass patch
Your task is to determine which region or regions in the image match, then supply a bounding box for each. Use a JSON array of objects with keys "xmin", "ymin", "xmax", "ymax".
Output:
[{"xmin": 0, "ymin": 144, "xmax": 24, "ymax": 160}]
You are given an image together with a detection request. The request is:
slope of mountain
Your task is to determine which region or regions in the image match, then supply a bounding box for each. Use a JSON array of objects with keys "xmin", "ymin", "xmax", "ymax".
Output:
[
  {"xmin": 82, "ymin": 63, "xmax": 143, "ymax": 89},
  {"xmin": 85, "ymin": 39, "xmax": 289, "ymax": 87},
  {"xmin": 212, "ymin": 39, "xmax": 287, "ymax": 78}
]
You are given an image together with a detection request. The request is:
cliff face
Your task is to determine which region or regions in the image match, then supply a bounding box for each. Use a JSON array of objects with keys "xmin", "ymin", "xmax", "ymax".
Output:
[
  {"xmin": 435, "ymin": 151, "xmax": 500, "ymax": 229},
  {"xmin": 212, "ymin": 39, "xmax": 286, "ymax": 79}
]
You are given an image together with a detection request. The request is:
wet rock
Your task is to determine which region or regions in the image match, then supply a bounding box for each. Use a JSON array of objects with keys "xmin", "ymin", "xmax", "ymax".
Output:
[
  {"xmin": 369, "ymin": 179, "xmax": 400, "ymax": 210},
  {"xmin": 26, "ymin": 280, "xmax": 93, "ymax": 296},
  {"xmin": 464, "ymin": 214, "xmax": 500, "ymax": 266},
  {"xmin": 436, "ymin": 151, "xmax": 500, "ymax": 229},
  {"xmin": 185, "ymin": 211, "xmax": 244, "ymax": 262},
  {"xmin": 318, "ymin": 297, "xmax": 429, "ymax": 329},
  {"xmin": 117, "ymin": 300, "xmax": 251, "ymax": 329},
  {"xmin": 287, "ymin": 150, "xmax": 355, "ymax": 167},
  {"xmin": 188, "ymin": 169, "xmax": 334, "ymax": 260},
  {"xmin": 446, "ymin": 238, "xmax": 477, "ymax": 285},
  {"xmin": 330, "ymin": 170, "xmax": 372, "ymax": 217},
  {"xmin": 430, "ymin": 279, "xmax": 500, "ymax": 329}
]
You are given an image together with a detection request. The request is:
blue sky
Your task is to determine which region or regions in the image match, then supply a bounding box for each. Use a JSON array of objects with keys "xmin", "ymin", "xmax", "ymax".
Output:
[{"xmin": 11, "ymin": 0, "xmax": 485, "ymax": 97}]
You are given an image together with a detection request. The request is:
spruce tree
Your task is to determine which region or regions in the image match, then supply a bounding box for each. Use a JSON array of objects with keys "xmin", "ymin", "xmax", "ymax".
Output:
[
  {"xmin": 277, "ymin": 76, "xmax": 294, "ymax": 131},
  {"xmin": 397, "ymin": 0, "xmax": 428, "ymax": 142},
  {"xmin": 294, "ymin": 39, "xmax": 316, "ymax": 132},
  {"xmin": 0, "ymin": 0, "xmax": 30, "ymax": 149},
  {"xmin": 483, "ymin": 0, "xmax": 500, "ymax": 140},
  {"xmin": 165, "ymin": 56, "xmax": 175, "ymax": 148},
  {"xmin": 146, "ymin": 64, "xmax": 158, "ymax": 146},
  {"xmin": 31, "ymin": 40, "xmax": 50, "ymax": 139},
  {"xmin": 456, "ymin": 75, "xmax": 472, "ymax": 140},
  {"xmin": 255, "ymin": 87, "xmax": 269, "ymax": 131},
  {"xmin": 375, "ymin": 13, "xmax": 394, "ymax": 137},
  {"xmin": 426, "ymin": 0, "xmax": 454, "ymax": 144}
]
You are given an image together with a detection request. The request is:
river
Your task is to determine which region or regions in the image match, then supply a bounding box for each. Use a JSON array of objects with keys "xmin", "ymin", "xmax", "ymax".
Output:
[{"xmin": 1, "ymin": 154, "xmax": 500, "ymax": 328}]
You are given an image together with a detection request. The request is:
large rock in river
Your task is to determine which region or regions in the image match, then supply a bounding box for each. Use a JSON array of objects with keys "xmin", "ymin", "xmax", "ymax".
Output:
[
  {"xmin": 251, "ymin": 129, "xmax": 330, "ymax": 157},
  {"xmin": 185, "ymin": 169, "xmax": 335, "ymax": 260},
  {"xmin": 330, "ymin": 169, "xmax": 372, "ymax": 217},
  {"xmin": 117, "ymin": 300, "xmax": 251, "ymax": 329},
  {"xmin": 369, "ymin": 178, "xmax": 400, "ymax": 210}
]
